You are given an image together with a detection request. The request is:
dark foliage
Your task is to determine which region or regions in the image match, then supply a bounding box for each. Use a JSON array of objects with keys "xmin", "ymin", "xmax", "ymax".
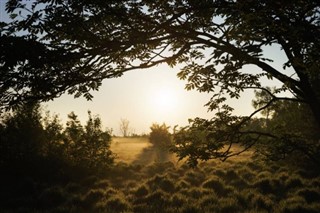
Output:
[{"xmin": 0, "ymin": 103, "xmax": 114, "ymax": 187}]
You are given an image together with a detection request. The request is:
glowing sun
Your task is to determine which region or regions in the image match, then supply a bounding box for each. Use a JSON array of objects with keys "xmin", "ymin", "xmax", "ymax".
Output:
[{"xmin": 152, "ymin": 88, "xmax": 178, "ymax": 113}]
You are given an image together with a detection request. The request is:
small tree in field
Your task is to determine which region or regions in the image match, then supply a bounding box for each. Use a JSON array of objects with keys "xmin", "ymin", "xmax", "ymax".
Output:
[
  {"xmin": 119, "ymin": 118, "xmax": 130, "ymax": 137},
  {"xmin": 64, "ymin": 111, "xmax": 114, "ymax": 170},
  {"xmin": 149, "ymin": 123, "xmax": 172, "ymax": 149},
  {"xmin": 149, "ymin": 123, "xmax": 172, "ymax": 162}
]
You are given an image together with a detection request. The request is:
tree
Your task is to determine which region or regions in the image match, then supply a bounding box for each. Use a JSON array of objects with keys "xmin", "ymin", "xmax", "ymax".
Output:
[
  {"xmin": 119, "ymin": 118, "xmax": 130, "ymax": 137},
  {"xmin": 250, "ymin": 91, "xmax": 320, "ymax": 166},
  {"xmin": 0, "ymin": 103, "xmax": 45, "ymax": 167},
  {"xmin": 63, "ymin": 111, "xmax": 114, "ymax": 170},
  {"xmin": 149, "ymin": 123, "xmax": 172, "ymax": 162},
  {"xmin": 83, "ymin": 111, "xmax": 114, "ymax": 168},
  {"xmin": 1, "ymin": 0, "xmax": 319, "ymax": 164},
  {"xmin": 42, "ymin": 111, "xmax": 64, "ymax": 158},
  {"xmin": 149, "ymin": 123, "xmax": 172, "ymax": 149}
]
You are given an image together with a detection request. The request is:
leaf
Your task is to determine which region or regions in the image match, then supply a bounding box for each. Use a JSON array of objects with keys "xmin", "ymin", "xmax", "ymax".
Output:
[{"xmin": 9, "ymin": 13, "xmax": 18, "ymax": 19}]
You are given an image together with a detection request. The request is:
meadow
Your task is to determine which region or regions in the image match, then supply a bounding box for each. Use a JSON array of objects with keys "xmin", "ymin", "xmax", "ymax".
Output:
[{"xmin": 2, "ymin": 137, "xmax": 320, "ymax": 213}]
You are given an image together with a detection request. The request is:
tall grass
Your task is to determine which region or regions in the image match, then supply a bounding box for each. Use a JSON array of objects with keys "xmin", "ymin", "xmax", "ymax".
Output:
[{"xmin": 2, "ymin": 137, "xmax": 320, "ymax": 212}]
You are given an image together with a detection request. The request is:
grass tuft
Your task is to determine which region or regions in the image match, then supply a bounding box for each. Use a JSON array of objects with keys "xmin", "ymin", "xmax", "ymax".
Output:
[
  {"xmin": 134, "ymin": 184, "xmax": 149, "ymax": 197},
  {"xmin": 103, "ymin": 196, "xmax": 131, "ymax": 213},
  {"xmin": 202, "ymin": 178, "xmax": 229, "ymax": 196},
  {"xmin": 146, "ymin": 175, "xmax": 176, "ymax": 193},
  {"xmin": 296, "ymin": 188, "xmax": 320, "ymax": 203}
]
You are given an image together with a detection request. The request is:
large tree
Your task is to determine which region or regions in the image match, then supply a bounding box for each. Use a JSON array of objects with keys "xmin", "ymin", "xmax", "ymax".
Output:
[{"xmin": 1, "ymin": 0, "xmax": 319, "ymax": 163}]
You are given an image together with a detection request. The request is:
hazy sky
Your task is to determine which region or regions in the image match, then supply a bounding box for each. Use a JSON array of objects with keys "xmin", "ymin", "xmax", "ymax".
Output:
[
  {"xmin": 1, "ymin": 2, "xmax": 291, "ymax": 135},
  {"xmin": 45, "ymin": 63, "xmax": 259, "ymax": 135}
]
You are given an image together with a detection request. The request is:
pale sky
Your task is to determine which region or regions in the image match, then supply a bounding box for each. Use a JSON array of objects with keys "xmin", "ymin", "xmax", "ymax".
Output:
[
  {"xmin": 45, "ymin": 64, "xmax": 254, "ymax": 136},
  {"xmin": 1, "ymin": 1, "xmax": 292, "ymax": 135}
]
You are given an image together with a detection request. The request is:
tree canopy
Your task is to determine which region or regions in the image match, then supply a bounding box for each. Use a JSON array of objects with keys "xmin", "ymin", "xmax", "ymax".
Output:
[{"xmin": 1, "ymin": 0, "xmax": 319, "ymax": 164}]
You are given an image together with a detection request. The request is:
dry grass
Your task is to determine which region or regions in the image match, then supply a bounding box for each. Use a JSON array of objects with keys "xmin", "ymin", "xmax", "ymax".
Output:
[
  {"xmin": 110, "ymin": 137, "xmax": 152, "ymax": 164},
  {"xmin": 3, "ymin": 137, "xmax": 320, "ymax": 212},
  {"xmin": 111, "ymin": 137, "xmax": 177, "ymax": 165}
]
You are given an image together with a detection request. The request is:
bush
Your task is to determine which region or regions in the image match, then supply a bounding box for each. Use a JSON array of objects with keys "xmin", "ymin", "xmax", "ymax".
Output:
[{"xmin": 149, "ymin": 123, "xmax": 172, "ymax": 148}]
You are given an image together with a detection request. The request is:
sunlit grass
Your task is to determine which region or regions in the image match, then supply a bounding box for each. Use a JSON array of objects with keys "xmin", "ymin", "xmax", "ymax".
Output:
[
  {"xmin": 2, "ymin": 137, "xmax": 320, "ymax": 212},
  {"xmin": 110, "ymin": 137, "xmax": 152, "ymax": 164}
]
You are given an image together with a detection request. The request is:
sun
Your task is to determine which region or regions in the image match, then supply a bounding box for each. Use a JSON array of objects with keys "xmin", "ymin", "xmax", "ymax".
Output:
[{"xmin": 151, "ymin": 88, "xmax": 177, "ymax": 113}]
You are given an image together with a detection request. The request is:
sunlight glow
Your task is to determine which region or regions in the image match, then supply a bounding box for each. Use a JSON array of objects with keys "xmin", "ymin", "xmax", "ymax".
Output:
[{"xmin": 151, "ymin": 87, "xmax": 178, "ymax": 114}]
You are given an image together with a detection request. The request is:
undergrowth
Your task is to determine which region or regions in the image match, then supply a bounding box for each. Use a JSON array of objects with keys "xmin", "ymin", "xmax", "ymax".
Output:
[{"xmin": 1, "ymin": 158, "xmax": 320, "ymax": 213}]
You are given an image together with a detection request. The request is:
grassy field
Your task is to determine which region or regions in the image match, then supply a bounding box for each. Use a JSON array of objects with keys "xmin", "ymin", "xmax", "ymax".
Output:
[
  {"xmin": 110, "ymin": 137, "xmax": 152, "ymax": 164},
  {"xmin": 2, "ymin": 137, "xmax": 320, "ymax": 212},
  {"xmin": 111, "ymin": 137, "xmax": 177, "ymax": 165}
]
